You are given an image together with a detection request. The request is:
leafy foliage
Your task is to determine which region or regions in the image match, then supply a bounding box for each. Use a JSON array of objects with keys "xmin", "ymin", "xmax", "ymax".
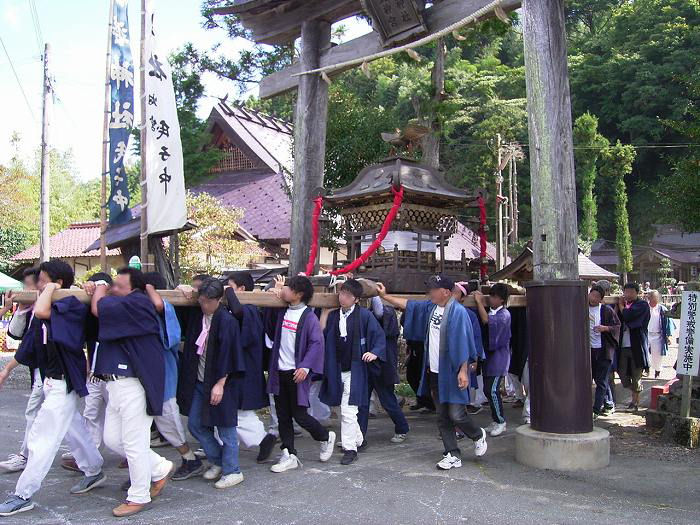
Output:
[{"xmin": 657, "ymin": 257, "xmax": 676, "ymax": 293}]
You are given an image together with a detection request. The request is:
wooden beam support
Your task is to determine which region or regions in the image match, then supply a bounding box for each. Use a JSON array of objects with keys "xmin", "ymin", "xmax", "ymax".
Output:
[
  {"xmin": 288, "ymin": 20, "xmax": 332, "ymax": 276},
  {"xmin": 11, "ymin": 289, "xmax": 531, "ymax": 308},
  {"xmin": 259, "ymin": 0, "xmax": 520, "ymax": 98}
]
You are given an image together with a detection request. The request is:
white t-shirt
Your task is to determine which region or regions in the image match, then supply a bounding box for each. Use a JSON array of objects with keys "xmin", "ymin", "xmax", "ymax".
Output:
[
  {"xmin": 428, "ymin": 305, "xmax": 445, "ymax": 373},
  {"xmin": 649, "ymin": 304, "xmax": 662, "ymax": 334},
  {"xmin": 278, "ymin": 304, "xmax": 306, "ymax": 371},
  {"xmin": 589, "ymin": 305, "xmax": 602, "ymax": 348},
  {"xmin": 622, "ymin": 326, "xmax": 631, "ymax": 348}
]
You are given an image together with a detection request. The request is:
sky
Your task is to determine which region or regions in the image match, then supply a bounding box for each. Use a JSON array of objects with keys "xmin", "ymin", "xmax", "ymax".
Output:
[{"xmin": 0, "ymin": 0, "xmax": 371, "ymax": 182}]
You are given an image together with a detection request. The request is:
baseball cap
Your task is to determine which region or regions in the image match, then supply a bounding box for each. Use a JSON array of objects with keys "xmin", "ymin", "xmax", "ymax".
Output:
[{"xmin": 425, "ymin": 275, "xmax": 454, "ymax": 291}]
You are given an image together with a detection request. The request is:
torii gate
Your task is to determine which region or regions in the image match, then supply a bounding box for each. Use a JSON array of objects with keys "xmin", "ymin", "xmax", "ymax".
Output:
[{"xmin": 211, "ymin": 0, "xmax": 608, "ymax": 470}]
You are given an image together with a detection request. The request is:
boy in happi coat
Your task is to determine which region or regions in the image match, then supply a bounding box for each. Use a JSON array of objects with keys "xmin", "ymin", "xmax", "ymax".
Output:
[
  {"xmin": 319, "ymin": 279, "xmax": 385, "ymax": 465},
  {"xmin": 177, "ymin": 278, "xmax": 247, "ymax": 489},
  {"xmin": 0, "ymin": 261, "xmax": 105, "ymax": 517},
  {"xmin": 266, "ymin": 275, "xmax": 336, "ymax": 472},
  {"xmin": 378, "ymin": 275, "xmax": 488, "ymax": 470},
  {"xmin": 357, "ymin": 296, "xmax": 410, "ymax": 445},
  {"xmin": 0, "ymin": 268, "xmax": 42, "ymax": 473},
  {"xmin": 225, "ymin": 272, "xmax": 276, "ymax": 463},
  {"xmin": 473, "ymin": 283, "xmax": 512, "ymax": 437},
  {"xmin": 87, "ymin": 267, "xmax": 173, "ymax": 518},
  {"xmin": 139, "ymin": 272, "xmax": 201, "ymax": 481},
  {"xmin": 616, "ymin": 282, "xmax": 651, "ymax": 411}
]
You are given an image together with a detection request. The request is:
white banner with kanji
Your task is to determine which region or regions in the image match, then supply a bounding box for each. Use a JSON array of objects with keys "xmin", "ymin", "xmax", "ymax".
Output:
[{"xmin": 144, "ymin": 0, "xmax": 186, "ymax": 235}]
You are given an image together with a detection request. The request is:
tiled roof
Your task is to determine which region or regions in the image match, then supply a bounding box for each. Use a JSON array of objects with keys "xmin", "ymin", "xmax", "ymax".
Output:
[
  {"xmin": 190, "ymin": 170, "xmax": 292, "ymax": 242},
  {"xmin": 207, "ymin": 102, "xmax": 293, "ymax": 176},
  {"xmin": 11, "ymin": 222, "xmax": 121, "ymax": 261}
]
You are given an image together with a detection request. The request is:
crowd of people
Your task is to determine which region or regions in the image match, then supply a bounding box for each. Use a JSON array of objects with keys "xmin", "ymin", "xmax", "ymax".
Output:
[{"xmin": 0, "ymin": 260, "xmax": 673, "ymax": 518}]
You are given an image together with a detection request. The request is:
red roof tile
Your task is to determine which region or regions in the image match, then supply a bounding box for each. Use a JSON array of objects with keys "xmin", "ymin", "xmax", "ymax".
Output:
[{"xmin": 11, "ymin": 222, "xmax": 121, "ymax": 261}]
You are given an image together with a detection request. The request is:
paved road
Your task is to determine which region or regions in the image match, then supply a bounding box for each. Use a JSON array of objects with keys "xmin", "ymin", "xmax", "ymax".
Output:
[{"xmin": 0, "ymin": 384, "xmax": 698, "ymax": 525}]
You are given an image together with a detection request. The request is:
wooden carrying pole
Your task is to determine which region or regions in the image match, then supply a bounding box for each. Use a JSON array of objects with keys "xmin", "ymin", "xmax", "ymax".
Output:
[
  {"xmin": 100, "ymin": 0, "xmax": 115, "ymax": 271},
  {"xmin": 139, "ymin": 0, "xmax": 149, "ymax": 267}
]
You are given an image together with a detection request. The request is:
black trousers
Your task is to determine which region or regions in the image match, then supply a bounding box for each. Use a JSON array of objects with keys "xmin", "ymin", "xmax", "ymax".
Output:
[
  {"xmin": 428, "ymin": 372, "xmax": 482, "ymax": 457},
  {"xmin": 274, "ymin": 370, "xmax": 329, "ymax": 456},
  {"xmin": 484, "ymin": 376, "xmax": 505, "ymax": 424},
  {"xmin": 406, "ymin": 340, "xmax": 435, "ymax": 410},
  {"xmin": 591, "ymin": 347, "xmax": 612, "ymax": 412}
]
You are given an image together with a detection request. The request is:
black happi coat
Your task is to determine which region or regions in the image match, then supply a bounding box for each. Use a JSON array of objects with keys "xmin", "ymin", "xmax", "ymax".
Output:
[{"xmin": 178, "ymin": 305, "xmax": 246, "ymax": 427}]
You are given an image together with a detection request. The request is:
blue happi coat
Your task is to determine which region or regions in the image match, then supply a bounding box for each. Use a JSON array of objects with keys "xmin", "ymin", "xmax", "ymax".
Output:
[
  {"xmin": 156, "ymin": 300, "xmax": 182, "ymax": 402},
  {"xmin": 96, "ymin": 291, "xmax": 166, "ymax": 415},
  {"xmin": 16, "ymin": 297, "xmax": 89, "ymax": 397},
  {"xmin": 403, "ymin": 298, "xmax": 476, "ymax": 405},
  {"xmin": 320, "ymin": 306, "xmax": 386, "ymax": 408},
  {"xmin": 238, "ymin": 304, "xmax": 269, "ymax": 410}
]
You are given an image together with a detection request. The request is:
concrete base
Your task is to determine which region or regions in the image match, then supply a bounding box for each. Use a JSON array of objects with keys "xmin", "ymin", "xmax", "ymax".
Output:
[{"xmin": 515, "ymin": 425, "xmax": 610, "ymax": 471}]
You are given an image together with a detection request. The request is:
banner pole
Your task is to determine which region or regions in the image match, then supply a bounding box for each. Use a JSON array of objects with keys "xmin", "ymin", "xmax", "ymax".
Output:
[
  {"xmin": 100, "ymin": 0, "xmax": 114, "ymax": 271},
  {"xmin": 139, "ymin": 0, "xmax": 149, "ymax": 267}
]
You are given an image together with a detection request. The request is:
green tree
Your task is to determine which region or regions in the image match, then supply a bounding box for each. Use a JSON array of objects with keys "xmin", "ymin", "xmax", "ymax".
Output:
[
  {"xmin": 600, "ymin": 141, "xmax": 636, "ymax": 279},
  {"xmin": 657, "ymin": 257, "xmax": 675, "ymax": 293},
  {"xmin": 573, "ymin": 112, "xmax": 609, "ymax": 242},
  {"xmin": 0, "ymin": 229, "xmax": 28, "ymax": 273}
]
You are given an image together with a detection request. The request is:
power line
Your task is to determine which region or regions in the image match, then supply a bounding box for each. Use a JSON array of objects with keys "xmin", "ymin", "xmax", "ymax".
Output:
[
  {"xmin": 28, "ymin": 0, "xmax": 44, "ymax": 56},
  {"xmin": 0, "ymin": 34, "xmax": 37, "ymax": 122}
]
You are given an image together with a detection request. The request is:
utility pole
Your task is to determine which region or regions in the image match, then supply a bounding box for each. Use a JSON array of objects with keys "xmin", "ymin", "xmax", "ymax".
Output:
[
  {"xmin": 39, "ymin": 43, "xmax": 51, "ymax": 263},
  {"xmin": 495, "ymin": 133, "xmax": 504, "ymax": 270},
  {"xmin": 100, "ymin": 0, "xmax": 114, "ymax": 271},
  {"xmin": 139, "ymin": 0, "xmax": 149, "ymax": 267}
]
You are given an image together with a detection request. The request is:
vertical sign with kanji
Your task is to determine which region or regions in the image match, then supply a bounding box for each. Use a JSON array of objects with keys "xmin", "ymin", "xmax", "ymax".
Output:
[
  {"xmin": 678, "ymin": 291, "xmax": 700, "ymax": 376},
  {"xmin": 108, "ymin": 0, "xmax": 134, "ymax": 224},
  {"xmin": 144, "ymin": 0, "xmax": 186, "ymax": 235}
]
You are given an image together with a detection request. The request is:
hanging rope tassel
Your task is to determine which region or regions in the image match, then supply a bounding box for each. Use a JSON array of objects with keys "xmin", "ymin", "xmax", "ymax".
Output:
[
  {"xmin": 330, "ymin": 186, "xmax": 404, "ymax": 276},
  {"xmin": 478, "ymin": 195, "xmax": 488, "ymax": 280},
  {"xmin": 304, "ymin": 196, "xmax": 324, "ymax": 276}
]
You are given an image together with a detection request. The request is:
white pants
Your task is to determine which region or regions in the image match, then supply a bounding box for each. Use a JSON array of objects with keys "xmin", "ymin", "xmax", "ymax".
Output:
[
  {"xmin": 236, "ymin": 410, "xmax": 267, "ymax": 448},
  {"xmin": 508, "ymin": 372, "xmax": 526, "ymax": 401},
  {"xmin": 521, "ymin": 361, "xmax": 531, "ymax": 421},
  {"xmin": 309, "ymin": 380, "xmax": 331, "ymax": 424},
  {"xmin": 83, "ymin": 379, "xmax": 108, "ymax": 449},
  {"xmin": 19, "ymin": 370, "xmax": 44, "ymax": 458},
  {"xmin": 340, "ymin": 371, "xmax": 363, "ymax": 452},
  {"xmin": 649, "ymin": 334, "xmax": 665, "ymax": 373},
  {"xmin": 104, "ymin": 378, "xmax": 171, "ymax": 505},
  {"xmin": 15, "ymin": 378, "xmax": 103, "ymax": 499},
  {"xmin": 154, "ymin": 397, "xmax": 187, "ymax": 448},
  {"xmin": 473, "ymin": 375, "xmax": 488, "ymax": 405}
]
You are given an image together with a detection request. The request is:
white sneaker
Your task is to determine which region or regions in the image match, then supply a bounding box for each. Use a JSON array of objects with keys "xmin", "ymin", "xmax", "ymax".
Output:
[
  {"xmin": 0, "ymin": 454, "xmax": 27, "ymax": 472},
  {"xmin": 319, "ymin": 431, "xmax": 336, "ymax": 462},
  {"xmin": 523, "ymin": 417, "xmax": 531, "ymax": 425},
  {"xmin": 390, "ymin": 433, "xmax": 407, "ymax": 443},
  {"xmin": 214, "ymin": 472, "xmax": 244, "ymax": 489},
  {"xmin": 474, "ymin": 428, "xmax": 488, "ymax": 457},
  {"xmin": 61, "ymin": 452, "xmax": 74, "ymax": 461},
  {"xmin": 485, "ymin": 422, "xmax": 497, "ymax": 433},
  {"xmin": 193, "ymin": 448, "xmax": 206, "ymax": 459},
  {"xmin": 270, "ymin": 449, "xmax": 301, "ymax": 473},
  {"xmin": 203, "ymin": 465, "xmax": 222, "ymax": 480},
  {"xmin": 490, "ymin": 422, "xmax": 506, "ymax": 437},
  {"xmin": 436, "ymin": 453, "xmax": 462, "ymax": 470}
]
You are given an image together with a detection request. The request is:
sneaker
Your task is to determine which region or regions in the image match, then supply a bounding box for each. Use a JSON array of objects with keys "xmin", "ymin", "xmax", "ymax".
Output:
[
  {"xmin": 340, "ymin": 450, "xmax": 358, "ymax": 465},
  {"xmin": 358, "ymin": 440, "xmax": 368, "ymax": 451},
  {"xmin": 172, "ymin": 458, "xmax": 205, "ymax": 481},
  {"xmin": 390, "ymin": 433, "xmax": 407, "ymax": 444},
  {"xmin": 466, "ymin": 405, "xmax": 483, "ymax": 415},
  {"xmin": 605, "ymin": 404, "xmax": 616, "ymax": 415},
  {"xmin": 522, "ymin": 417, "xmax": 531, "ymax": 425},
  {"xmin": 474, "ymin": 428, "xmax": 488, "ymax": 457},
  {"xmin": 61, "ymin": 458, "xmax": 82, "ymax": 473},
  {"xmin": 61, "ymin": 452, "xmax": 74, "ymax": 461},
  {"xmin": 0, "ymin": 495, "xmax": 34, "ymax": 517},
  {"xmin": 256, "ymin": 434, "xmax": 276, "ymax": 463},
  {"xmin": 70, "ymin": 471, "xmax": 106, "ymax": 494},
  {"xmin": 214, "ymin": 472, "xmax": 244, "ymax": 489},
  {"xmin": 436, "ymin": 453, "xmax": 462, "ymax": 470},
  {"xmin": 627, "ymin": 402, "xmax": 639, "ymax": 412},
  {"xmin": 320, "ymin": 431, "xmax": 336, "ymax": 462},
  {"xmin": 654, "ymin": 371, "xmax": 661, "ymax": 379},
  {"xmin": 112, "ymin": 501, "xmax": 148, "ymax": 518},
  {"xmin": 203, "ymin": 465, "xmax": 222, "ymax": 480},
  {"xmin": 0, "ymin": 454, "xmax": 27, "ymax": 472},
  {"xmin": 485, "ymin": 422, "xmax": 497, "ymax": 433},
  {"xmin": 270, "ymin": 449, "xmax": 301, "ymax": 473},
  {"xmin": 193, "ymin": 448, "xmax": 206, "ymax": 459},
  {"xmin": 455, "ymin": 430, "xmax": 465, "ymax": 441},
  {"xmin": 490, "ymin": 422, "xmax": 506, "ymax": 437}
]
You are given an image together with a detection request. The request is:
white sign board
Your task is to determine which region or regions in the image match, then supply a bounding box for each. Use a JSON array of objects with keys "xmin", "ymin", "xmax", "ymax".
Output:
[{"xmin": 678, "ymin": 291, "xmax": 700, "ymax": 376}]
